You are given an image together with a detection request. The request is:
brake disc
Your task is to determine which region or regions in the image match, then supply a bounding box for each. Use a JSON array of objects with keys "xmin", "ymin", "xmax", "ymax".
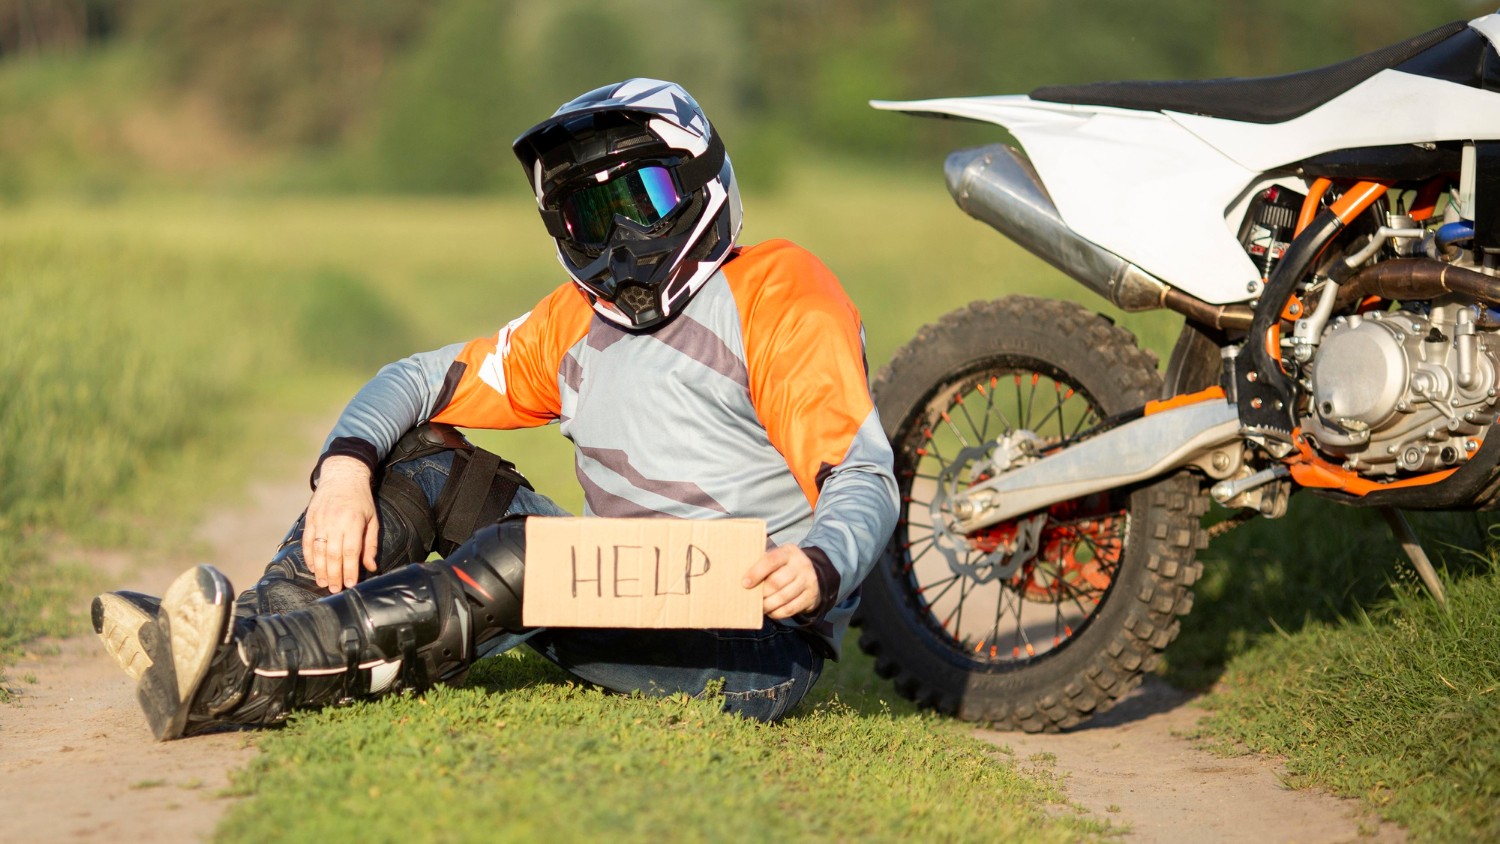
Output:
[{"xmin": 929, "ymin": 436, "xmax": 1047, "ymax": 583}]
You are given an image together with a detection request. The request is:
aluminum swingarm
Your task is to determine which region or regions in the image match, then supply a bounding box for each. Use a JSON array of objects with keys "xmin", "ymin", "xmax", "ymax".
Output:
[
  {"xmin": 944, "ymin": 391, "xmax": 1238, "ymax": 533},
  {"xmin": 943, "ymin": 389, "xmax": 1451, "ymax": 608}
]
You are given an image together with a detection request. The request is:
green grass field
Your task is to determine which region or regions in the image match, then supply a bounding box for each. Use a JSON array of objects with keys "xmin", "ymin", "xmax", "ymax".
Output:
[{"xmin": 3, "ymin": 169, "xmax": 1496, "ymax": 840}]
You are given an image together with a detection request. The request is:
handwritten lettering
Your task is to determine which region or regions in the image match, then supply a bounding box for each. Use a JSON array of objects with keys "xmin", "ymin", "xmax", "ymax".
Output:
[
  {"xmin": 612, "ymin": 544, "xmax": 644, "ymax": 598},
  {"xmin": 571, "ymin": 547, "xmax": 602, "ymax": 598}
]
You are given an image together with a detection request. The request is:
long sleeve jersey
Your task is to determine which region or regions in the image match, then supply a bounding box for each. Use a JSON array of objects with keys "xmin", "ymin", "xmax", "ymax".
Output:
[{"xmin": 318, "ymin": 239, "xmax": 898, "ymax": 657}]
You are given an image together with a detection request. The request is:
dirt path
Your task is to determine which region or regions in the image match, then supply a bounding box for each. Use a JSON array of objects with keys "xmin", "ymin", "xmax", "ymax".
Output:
[
  {"xmin": 981, "ymin": 678, "xmax": 1406, "ymax": 843},
  {"xmin": 0, "ymin": 473, "xmax": 312, "ymax": 842},
  {"xmin": 0, "ymin": 464, "xmax": 1408, "ymax": 844}
]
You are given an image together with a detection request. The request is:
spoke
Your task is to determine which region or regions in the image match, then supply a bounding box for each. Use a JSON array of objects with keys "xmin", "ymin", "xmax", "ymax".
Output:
[
  {"xmin": 1028, "ymin": 400, "xmax": 1065, "ymax": 440},
  {"xmin": 908, "ymin": 538, "xmax": 941, "ymax": 567},
  {"xmin": 942, "ymin": 575, "xmax": 974, "ymax": 633},
  {"xmin": 923, "ymin": 432, "xmax": 949, "ymax": 466},
  {"xmin": 920, "ymin": 574, "xmax": 963, "ymax": 607},
  {"xmin": 939, "ymin": 410, "xmax": 972, "ymax": 449},
  {"xmin": 978, "ymin": 379, "xmax": 1018, "ymax": 437},
  {"xmin": 1068, "ymin": 407, "xmax": 1098, "ymax": 439},
  {"xmin": 1015, "ymin": 374, "xmax": 1030, "ymax": 429},
  {"xmin": 1053, "ymin": 382, "xmax": 1068, "ymax": 442},
  {"xmin": 985, "ymin": 595, "xmax": 1005, "ymax": 661},
  {"xmin": 1052, "ymin": 580, "xmax": 1066, "ymax": 642},
  {"xmin": 1052, "ymin": 567, "xmax": 1102, "ymax": 617},
  {"xmin": 1007, "ymin": 579, "xmax": 1027, "ymax": 657},
  {"xmin": 1075, "ymin": 530, "xmax": 1120, "ymax": 578},
  {"xmin": 953, "ymin": 395, "xmax": 987, "ymax": 448},
  {"xmin": 903, "ymin": 533, "xmax": 937, "ymax": 553}
]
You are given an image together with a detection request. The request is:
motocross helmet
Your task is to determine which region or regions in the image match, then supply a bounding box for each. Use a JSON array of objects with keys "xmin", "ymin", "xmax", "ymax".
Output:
[{"xmin": 513, "ymin": 78, "xmax": 743, "ymax": 330}]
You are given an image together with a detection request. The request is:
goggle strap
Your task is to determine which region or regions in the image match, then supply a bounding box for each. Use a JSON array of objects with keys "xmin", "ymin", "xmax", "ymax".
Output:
[
  {"xmin": 673, "ymin": 123, "xmax": 726, "ymax": 192},
  {"xmin": 539, "ymin": 207, "xmax": 569, "ymax": 239}
]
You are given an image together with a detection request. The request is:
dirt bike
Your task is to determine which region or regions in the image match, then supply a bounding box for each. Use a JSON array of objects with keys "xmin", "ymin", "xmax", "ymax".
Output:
[{"xmin": 855, "ymin": 14, "xmax": 1500, "ymax": 732}]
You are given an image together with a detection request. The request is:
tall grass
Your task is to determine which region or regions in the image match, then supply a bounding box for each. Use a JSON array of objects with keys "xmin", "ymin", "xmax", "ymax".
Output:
[{"xmin": 0, "ymin": 199, "xmax": 437, "ymax": 679}]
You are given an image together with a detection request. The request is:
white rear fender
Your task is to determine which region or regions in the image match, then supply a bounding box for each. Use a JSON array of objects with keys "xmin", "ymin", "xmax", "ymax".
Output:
[
  {"xmin": 874, "ymin": 95, "xmax": 1266, "ymax": 305},
  {"xmin": 871, "ymin": 95, "xmax": 1097, "ymax": 133}
]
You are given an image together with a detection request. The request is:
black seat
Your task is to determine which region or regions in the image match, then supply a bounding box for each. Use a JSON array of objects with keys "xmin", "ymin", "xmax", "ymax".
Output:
[{"xmin": 1030, "ymin": 21, "xmax": 1468, "ymax": 124}]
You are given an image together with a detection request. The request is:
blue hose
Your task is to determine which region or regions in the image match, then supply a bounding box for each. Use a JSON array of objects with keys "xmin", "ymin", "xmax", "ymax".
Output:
[{"xmin": 1437, "ymin": 220, "xmax": 1476, "ymax": 249}]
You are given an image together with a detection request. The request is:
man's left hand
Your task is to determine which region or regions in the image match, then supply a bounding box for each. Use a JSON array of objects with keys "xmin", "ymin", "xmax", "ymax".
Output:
[{"xmin": 743, "ymin": 546, "xmax": 821, "ymax": 620}]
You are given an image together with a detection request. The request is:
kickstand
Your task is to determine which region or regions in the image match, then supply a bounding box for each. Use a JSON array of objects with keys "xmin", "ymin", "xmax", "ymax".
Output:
[{"xmin": 1378, "ymin": 507, "xmax": 1449, "ymax": 611}]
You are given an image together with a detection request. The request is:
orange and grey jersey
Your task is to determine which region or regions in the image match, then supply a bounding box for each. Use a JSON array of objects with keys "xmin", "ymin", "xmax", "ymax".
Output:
[{"xmin": 318, "ymin": 240, "xmax": 897, "ymax": 656}]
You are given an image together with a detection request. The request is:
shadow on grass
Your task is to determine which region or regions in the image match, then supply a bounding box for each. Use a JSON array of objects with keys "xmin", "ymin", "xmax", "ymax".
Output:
[
  {"xmin": 1166, "ymin": 493, "xmax": 1498, "ymax": 690},
  {"xmin": 460, "ymin": 634, "xmax": 920, "ymax": 723}
]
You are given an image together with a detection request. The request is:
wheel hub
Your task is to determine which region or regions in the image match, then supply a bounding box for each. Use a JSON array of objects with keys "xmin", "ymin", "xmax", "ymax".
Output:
[{"xmin": 930, "ymin": 438, "xmax": 1047, "ymax": 582}]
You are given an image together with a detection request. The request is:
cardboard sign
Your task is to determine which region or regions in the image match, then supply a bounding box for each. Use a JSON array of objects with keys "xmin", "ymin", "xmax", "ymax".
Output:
[{"xmin": 522, "ymin": 517, "xmax": 766, "ymax": 629}]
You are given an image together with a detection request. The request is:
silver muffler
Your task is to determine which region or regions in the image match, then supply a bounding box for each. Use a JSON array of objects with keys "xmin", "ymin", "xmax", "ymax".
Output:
[{"xmin": 945, "ymin": 145, "xmax": 1172, "ymax": 312}]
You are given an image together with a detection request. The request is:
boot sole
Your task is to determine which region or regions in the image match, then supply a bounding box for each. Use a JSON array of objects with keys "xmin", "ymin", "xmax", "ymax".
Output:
[
  {"xmin": 136, "ymin": 565, "xmax": 232, "ymax": 741},
  {"xmin": 91, "ymin": 592, "xmax": 161, "ymax": 682}
]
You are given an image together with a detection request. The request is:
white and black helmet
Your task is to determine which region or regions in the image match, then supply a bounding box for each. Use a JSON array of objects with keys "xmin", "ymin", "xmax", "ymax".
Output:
[{"xmin": 513, "ymin": 79, "xmax": 744, "ymax": 330}]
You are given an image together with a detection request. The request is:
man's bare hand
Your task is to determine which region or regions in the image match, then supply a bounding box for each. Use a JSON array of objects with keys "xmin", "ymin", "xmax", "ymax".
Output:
[
  {"xmin": 742, "ymin": 546, "xmax": 820, "ymax": 620},
  {"xmin": 303, "ymin": 456, "xmax": 379, "ymax": 594}
]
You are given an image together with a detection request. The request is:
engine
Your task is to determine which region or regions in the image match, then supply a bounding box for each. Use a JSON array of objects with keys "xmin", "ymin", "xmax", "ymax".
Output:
[{"xmin": 1301, "ymin": 303, "xmax": 1500, "ymax": 475}]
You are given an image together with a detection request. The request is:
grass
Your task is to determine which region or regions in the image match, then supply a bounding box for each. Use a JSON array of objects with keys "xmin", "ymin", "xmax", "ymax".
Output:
[
  {"xmin": 1192, "ymin": 562, "xmax": 1500, "ymax": 843},
  {"xmin": 218, "ymin": 645, "xmax": 1111, "ymax": 844}
]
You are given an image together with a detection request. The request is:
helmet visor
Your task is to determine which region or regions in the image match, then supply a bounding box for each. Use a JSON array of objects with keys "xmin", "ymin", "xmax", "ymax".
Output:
[{"xmin": 558, "ymin": 165, "xmax": 685, "ymax": 247}]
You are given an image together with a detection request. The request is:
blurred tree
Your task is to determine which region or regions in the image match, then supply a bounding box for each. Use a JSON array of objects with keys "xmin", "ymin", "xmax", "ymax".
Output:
[
  {"xmin": 127, "ymin": 0, "xmax": 430, "ymax": 147},
  {"xmin": 0, "ymin": 0, "xmax": 1491, "ymax": 191},
  {"xmin": 0, "ymin": 0, "xmax": 119, "ymax": 58},
  {"xmin": 371, "ymin": 0, "xmax": 743, "ymax": 193},
  {"xmin": 369, "ymin": 0, "xmax": 514, "ymax": 193}
]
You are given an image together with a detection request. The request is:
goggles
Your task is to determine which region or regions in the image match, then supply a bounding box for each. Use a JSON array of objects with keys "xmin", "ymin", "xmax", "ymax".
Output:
[{"xmin": 557, "ymin": 164, "xmax": 686, "ymax": 247}]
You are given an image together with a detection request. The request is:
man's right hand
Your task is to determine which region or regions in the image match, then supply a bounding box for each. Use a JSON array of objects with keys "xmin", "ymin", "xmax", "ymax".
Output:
[{"xmin": 303, "ymin": 456, "xmax": 380, "ymax": 594}]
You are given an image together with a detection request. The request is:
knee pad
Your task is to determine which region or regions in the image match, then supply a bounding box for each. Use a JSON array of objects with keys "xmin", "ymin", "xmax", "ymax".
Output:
[
  {"xmin": 379, "ymin": 422, "xmax": 533, "ymax": 559},
  {"xmin": 435, "ymin": 517, "xmax": 528, "ymax": 644}
]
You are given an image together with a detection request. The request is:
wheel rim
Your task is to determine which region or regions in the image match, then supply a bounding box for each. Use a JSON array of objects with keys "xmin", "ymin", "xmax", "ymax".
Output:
[{"xmin": 891, "ymin": 360, "xmax": 1128, "ymax": 669}]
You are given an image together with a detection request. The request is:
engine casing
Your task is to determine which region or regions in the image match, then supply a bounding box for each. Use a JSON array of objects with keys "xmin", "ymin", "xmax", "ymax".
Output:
[{"xmin": 1302, "ymin": 306, "xmax": 1500, "ymax": 475}]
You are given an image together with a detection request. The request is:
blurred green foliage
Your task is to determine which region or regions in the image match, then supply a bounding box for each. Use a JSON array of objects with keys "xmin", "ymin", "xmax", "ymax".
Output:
[{"xmin": 0, "ymin": 0, "xmax": 1488, "ymax": 196}]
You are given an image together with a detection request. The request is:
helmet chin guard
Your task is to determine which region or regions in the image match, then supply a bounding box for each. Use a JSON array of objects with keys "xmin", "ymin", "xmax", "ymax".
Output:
[{"xmin": 513, "ymin": 79, "xmax": 743, "ymax": 330}]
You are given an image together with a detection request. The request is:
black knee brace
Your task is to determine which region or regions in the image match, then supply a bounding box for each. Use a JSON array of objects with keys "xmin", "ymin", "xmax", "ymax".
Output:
[
  {"xmin": 236, "ymin": 423, "xmax": 531, "ymax": 619},
  {"xmin": 439, "ymin": 517, "xmax": 528, "ymax": 645},
  {"xmin": 380, "ymin": 422, "xmax": 532, "ymax": 558}
]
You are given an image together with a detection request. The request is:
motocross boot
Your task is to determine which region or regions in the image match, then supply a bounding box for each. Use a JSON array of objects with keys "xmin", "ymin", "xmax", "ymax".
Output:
[
  {"xmin": 90, "ymin": 521, "xmax": 330, "ymax": 684},
  {"xmin": 91, "ymin": 591, "xmax": 163, "ymax": 682},
  {"xmin": 136, "ymin": 518, "xmax": 528, "ymax": 741}
]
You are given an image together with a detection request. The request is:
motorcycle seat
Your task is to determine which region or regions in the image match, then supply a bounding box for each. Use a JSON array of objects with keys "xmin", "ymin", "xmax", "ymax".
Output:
[{"xmin": 1030, "ymin": 20, "xmax": 1468, "ymax": 125}]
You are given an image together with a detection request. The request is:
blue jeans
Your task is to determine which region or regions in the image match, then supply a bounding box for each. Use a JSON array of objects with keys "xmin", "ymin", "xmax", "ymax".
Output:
[{"xmin": 297, "ymin": 446, "xmax": 824, "ymax": 723}]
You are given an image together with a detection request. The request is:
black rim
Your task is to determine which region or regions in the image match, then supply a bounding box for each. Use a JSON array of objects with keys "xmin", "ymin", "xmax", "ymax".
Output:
[{"xmin": 889, "ymin": 357, "xmax": 1129, "ymax": 671}]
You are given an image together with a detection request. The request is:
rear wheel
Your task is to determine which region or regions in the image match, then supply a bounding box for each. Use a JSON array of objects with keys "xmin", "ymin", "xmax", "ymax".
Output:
[{"xmin": 856, "ymin": 297, "xmax": 1206, "ymax": 732}]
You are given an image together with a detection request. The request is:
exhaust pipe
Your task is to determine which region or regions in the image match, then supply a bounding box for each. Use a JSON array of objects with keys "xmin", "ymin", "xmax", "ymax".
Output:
[{"xmin": 945, "ymin": 145, "xmax": 1252, "ymax": 331}]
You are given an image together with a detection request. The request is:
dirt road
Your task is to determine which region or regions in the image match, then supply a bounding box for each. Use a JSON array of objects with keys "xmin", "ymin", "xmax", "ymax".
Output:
[
  {"xmin": 984, "ymin": 679, "xmax": 1406, "ymax": 843},
  {"xmin": 0, "ymin": 455, "xmax": 1407, "ymax": 843},
  {"xmin": 0, "ymin": 474, "xmax": 309, "ymax": 842}
]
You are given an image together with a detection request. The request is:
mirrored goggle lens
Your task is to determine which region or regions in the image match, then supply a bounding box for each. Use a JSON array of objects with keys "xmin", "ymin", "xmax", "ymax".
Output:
[{"xmin": 559, "ymin": 165, "xmax": 684, "ymax": 246}]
